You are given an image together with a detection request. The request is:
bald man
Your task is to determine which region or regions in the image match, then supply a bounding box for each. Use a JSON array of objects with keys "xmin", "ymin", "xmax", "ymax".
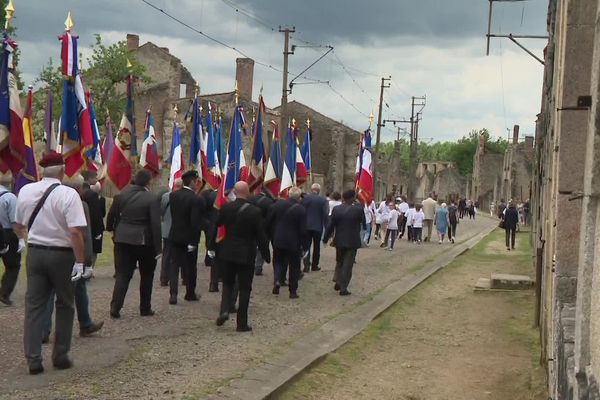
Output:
[{"xmin": 212, "ymin": 181, "xmax": 270, "ymax": 332}]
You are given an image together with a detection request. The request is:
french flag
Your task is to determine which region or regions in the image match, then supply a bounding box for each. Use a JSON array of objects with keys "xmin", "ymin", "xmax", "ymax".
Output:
[
  {"xmin": 357, "ymin": 129, "xmax": 374, "ymax": 204},
  {"xmin": 263, "ymin": 121, "xmax": 282, "ymax": 198},
  {"xmin": 280, "ymin": 120, "xmax": 297, "ymax": 198},
  {"xmin": 203, "ymin": 102, "xmax": 221, "ymax": 189},
  {"xmin": 85, "ymin": 91, "xmax": 103, "ymax": 173},
  {"xmin": 0, "ymin": 37, "xmax": 25, "ymax": 176},
  {"xmin": 190, "ymin": 96, "xmax": 204, "ymax": 182},
  {"xmin": 247, "ymin": 96, "xmax": 266, "ymax": 192},
  {"xmin": 168, "ymin": 122, "xmax": 185, "ymax": 190},
  {"xmin": 139, "ymin": 108, "xmax": 160, "ymax": 176},
  {"xmin": 60, "ymin": 31, "xmax": 78, "ymax": 78},
  {"xmin": 295, "ymin": 135, "xmax": 308, "ymax": 188}
]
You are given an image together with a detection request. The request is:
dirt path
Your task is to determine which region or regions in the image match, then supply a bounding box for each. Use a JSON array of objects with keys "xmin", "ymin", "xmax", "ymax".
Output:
[
  {"xmin": 0, "ymin": 216, "xmax": 494, "ymax": 400},
  {"xmin": 274, "ymin": 228, "xmax": 546, "ymax": 400}
]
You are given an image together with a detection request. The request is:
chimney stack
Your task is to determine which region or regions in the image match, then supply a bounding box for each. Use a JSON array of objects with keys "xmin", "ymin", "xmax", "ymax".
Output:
[
  {"xmin": 512, "ymin": 124, "xmax": 520, "ymax": 145},
  {"xmin": 126, "ymin": 34, "xmax": 139, "ymax": 51},
  {"xmin": 235, "ymin": 58, "xmax": 255, "ymax": 101}
]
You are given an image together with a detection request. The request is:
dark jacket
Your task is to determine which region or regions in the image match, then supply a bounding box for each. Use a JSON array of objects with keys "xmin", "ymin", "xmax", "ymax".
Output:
[
  {"xmin": 503, "ymin": 206, "xmax": 519, "ymax": 230},
  {"xmin": 82, "ymin": 188, "xmax": 106, "ymax": 238},
  {"xmin": 200, "ymin": 189, "xmax": 218, "ymax": 233},
  {"xmin": 267, "ymin": 198, "xmax": 307, "ymax": 252},
  {"xmin": 323, "ymin": 202, "xmax": 366, "ymax": 249},
  {"xmin": 302, "ymin": 192, "xmax": 328, "ymax": 233},
  {"xmin": 213, "ymin": 198, "xmax": 270, "ymax": 265},
  {"xmin": 107, "ymin": 185, "xmax": 162, "ymax": 254},
  {"xmin": 169, "ymin": 187, "xmax": 206, "ymax": 247}
]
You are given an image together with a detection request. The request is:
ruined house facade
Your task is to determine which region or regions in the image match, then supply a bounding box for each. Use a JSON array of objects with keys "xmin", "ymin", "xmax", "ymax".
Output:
[
  {"xmin": 415, "ymin": 161, "xmax": 465, "ymax": 202},
  {"xmin": 470, "ymin": 135, "xmax": 504, "ymax": 209},
  {"xmin": 532, "ymin": 0, "xmax": 600, "ymax": 399},
  {"xmin": 125, "ymin": 34, "xmax": 357, "ymax": 192},
  {"xmin": 500, "ymin": 126, "xmax": 535, "ymax": 203}
]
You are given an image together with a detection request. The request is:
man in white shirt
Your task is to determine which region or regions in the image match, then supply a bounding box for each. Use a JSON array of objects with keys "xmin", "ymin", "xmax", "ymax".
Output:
[
  {"xmin": 15, "ymin": 151, "xmax": 86, "ymax": 375},
  {"xmin": 422, "ymin": 193, "xmax": 438, "ymax": 242},
  {"xmin": 397, "ymin": 196, "xmax": 409, "ymax": 239}
]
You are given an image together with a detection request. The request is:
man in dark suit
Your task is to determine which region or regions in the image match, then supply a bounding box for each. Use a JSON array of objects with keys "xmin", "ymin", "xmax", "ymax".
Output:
[
  {"xmin": 323, "ymin": 190, "xmax": 366, "ymax": 296},
  {"xmin": 200, "ymin": 188, "xmax": 219, "ymax": 292},
  {"xmin": 108, "ymin": 170, "xmax": 161, "ymax": 318},
  {"xmin": 302, "ymin": 183, "xmax": 328, "ymax": 273},
  {"xmin": 213, "ymin": 181, "xmax": 270, "ymax": 332},
  {"xmin": 168, "ymin": 170, "xmax": 206, "ymax": 304},
  {"xmin": 248, "ymin": 189, "xmax": 275, "ymax": 276},
  {"xmin": 81, "ymin": 172, "xmax": 106, "ymax": 277},
  {"xmin": 267, "ymin": 186, "xmax": 307, "ymax": 299}
]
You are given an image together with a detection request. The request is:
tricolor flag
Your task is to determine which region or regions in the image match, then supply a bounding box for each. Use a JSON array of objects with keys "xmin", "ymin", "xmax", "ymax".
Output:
[
  {"xmin": 106, "ymin": 115, "xmax": 132, "ymax": 190},
  {"xmin": 118, "ymin": 74, "xmax": 137, "ymax": 159},
  {"xmin": 168, "ymin": 122, "xmax": 185, "ymax": 190},
  {"xmin": 280, "ymin": 120, "xmax": 297, "ymax": 197},
  {"xmin": 85, "ymin": 91, "xmax": 103, "ymax": 173},
  {"xmin": 247, "ymin": 96, "xmax": 266, "ymax": 192},
  {"xmin": 263, "ymin": 121, "xmax": 282, "ymax": 198},
  {"xmin": 0, "ymin": 36, "xmax": 25, "ymax": 176},
  {"xmin": 139, "ymin": 108, "xmax": 160, "ymax": 176},
  {"xmin": 60, "ymin": 31, "xmax": 78, "ymax": 77},
  {"xmin": 356, "ymin": 129, "xmax": 374, "ymax": 204},
  {"xmin": 295, "ymin": 136, "xmax": 308, "ymax": 188},
  {"xmin": 203, "ymin": 102, "xmax": 221, "ymax": 189},
  {"xmin": 14, "ymin": 87, "xmax": 38, "ymax": 194},
  {"xmin": 301, "ymin": 125, "xmax": 312, "ymax": 177},
  {"xmin": 215, "ymin": 105, "xmax": 245, "ymax": 242},
  {"xmin": 189, "ymin": 96, "xmax": 203, "ymax": 181},
  {"xmin": 215, "ymin": 113, "xmax": 225, "ymax": 170}
]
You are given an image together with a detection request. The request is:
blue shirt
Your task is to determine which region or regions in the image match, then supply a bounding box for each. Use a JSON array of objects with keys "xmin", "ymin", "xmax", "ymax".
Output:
[{"xmin": 0, "ymin": 184, "xmax": 16, "ymax": 229}]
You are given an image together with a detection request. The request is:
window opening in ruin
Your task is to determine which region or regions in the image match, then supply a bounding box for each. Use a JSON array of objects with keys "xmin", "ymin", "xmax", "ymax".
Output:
[{"xmin": 179, "ymin": 83, "xmax": 187, "ymax": 98}]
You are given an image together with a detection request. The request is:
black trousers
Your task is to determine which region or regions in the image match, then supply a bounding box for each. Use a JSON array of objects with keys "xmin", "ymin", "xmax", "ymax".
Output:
[
  {"xmin": 170, "ymin": 245, "xmax": 198, "ymax": 297},
  {"xmin": 505, "ymin": 228, "xmax": 516, "ymax": 249},
  {"xmin": 333, "ymin": 248, "xmax": 357, "ymax": 292},
  {"xmin": 111, "ymin": 243, "xmax": 157, "ymax": 314},
  {"xmin": 275, "ymin": 248, "xmax": 301, "ymax": 293},
  {"xmin": 303, "ymin": 230, "xmax": 322, "ymax": 270},
  {"xmin": 0, "ymin": 229, "xmax": 21, "ymax": 299},
  {"xmin": 447, "ymin": 221, "xmax": 457, "ymax": 240},
  {"xmin": 159, "ymin": 238, "xmax": 171, "ymax": 286},
  {"xmin": 219, "ymin": 260, "xmax": 254, "ymax": 328},
  {"xmin": 399, "ymin": 215, "xmax": 407, "ymax": 237}
]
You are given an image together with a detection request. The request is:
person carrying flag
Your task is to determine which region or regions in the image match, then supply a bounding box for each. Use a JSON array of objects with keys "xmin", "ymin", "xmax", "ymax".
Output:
[
  {"xmin": 0, "ymin": 173, "xmax": 24, "ymax": 306},
  {"xmin": 213, "ymin": 181, "xmax": 270, "ymax": 332}
]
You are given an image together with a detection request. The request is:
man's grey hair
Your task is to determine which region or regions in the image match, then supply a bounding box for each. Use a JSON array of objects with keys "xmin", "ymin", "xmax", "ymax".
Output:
[
  {"xmin": 311, "ymin": 183, "xmax": 320, "ymax": 192},
  {"xmin": 43, "ymin": 165, "xmax": 65, "ymax": 179},
  {"xmin": 63, "ymin": 174, "xmax": 84, "ymax": 190},
  {"xmin": 289, "ymin": 186, "xmax": 302, "ymax": 200}
]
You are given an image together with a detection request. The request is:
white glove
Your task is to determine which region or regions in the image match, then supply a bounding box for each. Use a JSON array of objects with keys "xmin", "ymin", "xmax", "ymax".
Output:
[
  {"xmin": 207, "ymin": 250, "xmax": 216, "ymax": 259},
  {"xmin": 187, "ymin": 245, "xmax": 196, "ymax": 253},
  {"xmin": 17, "ymin": 239, "xmax": 25, "ymax": 254},
  {"xmin": 94, "ymin": 234, "xmax": 102, "ymax": 240},
  {"xmin": 71, "ymin": 262, "xmax": 84, "ymax": 282},
  {"xmin": 154, "ymin": 254, "xmax": 161, "ymax": 261},
  {"xmin": 82, "ymin": 266, "xmax": 93, "ymax": 279},
  {"xmin": 0, "ymin": 244, "xmax": 8, "ymax": 255}
]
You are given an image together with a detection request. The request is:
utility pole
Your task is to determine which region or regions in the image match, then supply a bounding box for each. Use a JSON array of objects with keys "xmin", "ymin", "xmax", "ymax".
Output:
[
  {"xmin": 408, "ymin": 96, "xmax": 426, "ymax": 201},
  {"xmin": 373, "ymin": 76, "xmax": 391, "ymax": 200},
  {"xmin": 279, "ymin": 26, "xmax": 295, "ymax": 139}
]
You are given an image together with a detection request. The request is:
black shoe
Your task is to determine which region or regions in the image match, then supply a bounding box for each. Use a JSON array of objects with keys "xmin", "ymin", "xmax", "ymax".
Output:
[
  {"xmin": 184, "ymin": 293, "xmax": 200, "ymax": 301},
  {"xmin": 334, "ymin": 283, "xmax": 340, "ymax": 291},
  {"xmin": 140, "ymin": 309, "xmax": 155, "ymax": 317},
  {"xmin": 41, "ymin": 335, "xmax": 50, "ymax": 344},
  {"xmin": 289, "ymin": 292, "xmax": 299, "ymax": 299},
  {"xmin": 311, "ymin": 266, "xmax": 321, "ymax": 272},
  {"xmin": 169, "ymin": 295, "xmax": 177, "ymax": 305},
  {"xmin": 272, "ymin": 285, "xmax": 280, "ymax": 295},
  {"xmin": 53, "ymin": 358, "xmax": 73, "ymax": 370},
  {"xmin": 0, "ymin": 294, "xmax": 13, "ymax": 306},
  {"xmin": 229, "ymin": 306, "xmax": 238, "ymax": 314},
  {"xmin": 280, "ymin": 280, "xmax": 288, "ymax": 287},
  {"xmin": 216, "ymin": 313, "xmax": 229, "ymax": 326},
  {"xmin": 110, "ymin": 310, "xmax": 120, "ymax": 319},
  {"xmin": 79, "ymin": 321, "xmax": 104, "ymax": 337},
  {"xmin": 160, "ymin": 281, "xmax": 168, "ymax": 287},
  {"xmin": 236, "ymin": 325, "xmax": 252, "ymax": 332},
  {"xmin": 29, "ymin": 365, "xmax": 44, "ymax": 375},
  {"xmin": 339, "ymin": 290, "xmax": 351, "ymax": 296},
  {"xmin": 208, "ymin": 283, "xmax": 219, "ymax": 293},
  {"xmin": 379, "ymin": 243, "xmax": 386, "ymax": 248}
]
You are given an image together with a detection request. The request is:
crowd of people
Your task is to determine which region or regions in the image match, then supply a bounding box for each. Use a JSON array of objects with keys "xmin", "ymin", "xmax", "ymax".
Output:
[{"xmin": 0, "ymin": 151, "xmax": 485, "ymax": 375}]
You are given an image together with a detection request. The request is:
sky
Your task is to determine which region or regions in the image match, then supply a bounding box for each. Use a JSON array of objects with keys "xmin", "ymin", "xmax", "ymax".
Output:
[{"xmin": 13, "ymin": 0, "xmax": 548, "ymax": 143}]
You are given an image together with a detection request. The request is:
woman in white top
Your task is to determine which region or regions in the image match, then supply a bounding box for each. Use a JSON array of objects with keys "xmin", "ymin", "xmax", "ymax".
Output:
[
  {"xmin": 328, "ymin": 191, "xmax": 342, "ymax": 216},
  {"xmin": 383, "ymin": 202, "xmax": 400, "ymax": 250},
  {"xmin": 375, "ymin": 194, "xmax": 393, "ymax": 242},
  {"xmin": 362, "ymin": 200, "xmax": 376, "ymax": 246}
]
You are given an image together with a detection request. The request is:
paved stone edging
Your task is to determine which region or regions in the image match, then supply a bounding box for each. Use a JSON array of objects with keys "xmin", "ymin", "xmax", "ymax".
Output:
[{"xmin": 210, "ymin": 223, "xmax": 497, "ymax": 400}]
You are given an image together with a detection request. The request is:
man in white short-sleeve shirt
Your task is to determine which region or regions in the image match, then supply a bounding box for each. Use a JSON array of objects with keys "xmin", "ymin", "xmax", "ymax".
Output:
[{"xmin": 14, "ymin": 151, "xmax": 86, "ymax": 375}]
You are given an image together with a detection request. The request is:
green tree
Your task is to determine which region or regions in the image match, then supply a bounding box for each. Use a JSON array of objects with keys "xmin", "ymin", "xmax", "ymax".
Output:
[{"xmin": 32, "ymin": 34, "xmax": 150, "ymax": 141}]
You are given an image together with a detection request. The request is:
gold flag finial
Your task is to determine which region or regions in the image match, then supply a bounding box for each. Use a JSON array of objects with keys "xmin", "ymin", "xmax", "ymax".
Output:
[
  {"xmin": 5, "ymin": 0, "xmax": 15, "ymax": 30},
  {"xmin": 173, "ymin": 103, "xmax": 179, "ymax": 124},
  {"xmin": 65, "ymin": 11, "xmax": 74, "ymax": 31},
  {"xmin": 368, "ymin": 110, "xmax": 374, "ymax": 128},
  {"xmin": 126, "ymin": 58, "xmax": 133, "ymax": 70},
  {"xmin": 234, "ymin": 80, "xmax": 239, "ymax": 106},
  {"xmin": 306, "ymin": 117, "xmax": 311, "ymax": 129}
]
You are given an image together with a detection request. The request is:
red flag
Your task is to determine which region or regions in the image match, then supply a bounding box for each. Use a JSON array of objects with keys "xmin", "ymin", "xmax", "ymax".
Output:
[{"xmin": 107, "ymin": 118, "xmax": 132, "ymax": 190}]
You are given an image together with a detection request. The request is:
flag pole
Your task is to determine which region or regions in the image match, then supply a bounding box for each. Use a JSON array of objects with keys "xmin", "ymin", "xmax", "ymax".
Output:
[{"xmin": 306, "ymin": 117, "xmax": 312, "ymax": 183}]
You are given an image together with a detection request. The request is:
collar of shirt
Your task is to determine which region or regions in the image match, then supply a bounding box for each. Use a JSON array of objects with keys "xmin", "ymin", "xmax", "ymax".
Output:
[
  {"xmin": 183, "ymin": 186, "xmax": 194, "ymax": 192},
  {"xmin": 0, "ymin": 184, "xmax": 8, "ymax": 193},
  {"xmin": 41, "ymin": 177, "xmax": 62, "ymax": 185}
]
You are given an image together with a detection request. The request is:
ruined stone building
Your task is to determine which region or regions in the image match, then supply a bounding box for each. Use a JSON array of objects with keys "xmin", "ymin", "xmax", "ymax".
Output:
[
  {"xmin": 125, "ymin": 34, "xmax": 359, "ymax": 192},
  {"xmin": 414, "ymin": 161, "xmax": 465, "ymax": 202},
  {"xmin": 531, "ymin": 0, "xmax": 600, "ymax": 398},
  {"xmin": 470, "ymin": 134, "xmax": 503, "ymax": 209},
  {"xmin": 500, "ymin": 126, "xmax": 534, "ymax": 203}
]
